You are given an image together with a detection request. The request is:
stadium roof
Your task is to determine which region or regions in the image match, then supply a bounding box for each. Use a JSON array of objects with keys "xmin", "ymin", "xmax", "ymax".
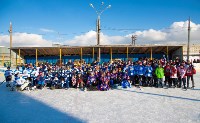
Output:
[{"xmin": 11, "ymin": 45, "xmax": 183, "ymax": 57}]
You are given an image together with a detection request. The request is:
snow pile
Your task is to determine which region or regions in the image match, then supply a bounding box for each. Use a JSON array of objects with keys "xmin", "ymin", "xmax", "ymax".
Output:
[{"xmin": 0, "ymin": 73, "xmax": 200, "ymax": 123}]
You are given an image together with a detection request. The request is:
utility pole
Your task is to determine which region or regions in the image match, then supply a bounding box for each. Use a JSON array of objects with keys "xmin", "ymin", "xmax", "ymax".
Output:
[
  {"xmin": 187, "ymin": 17, "xmax": 191, "ymax": 61},
  {"xmin": 131, "ymin": 35, "xmax": 137, "ymax": 45},
  {"xmin": 9, "ymin": 22, "xmax": 12, "ymax": 67}
]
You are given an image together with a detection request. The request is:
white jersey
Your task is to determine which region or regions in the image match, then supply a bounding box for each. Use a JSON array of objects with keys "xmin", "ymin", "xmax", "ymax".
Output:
[
  {"xmin": 16, "ymin": 77, "xmax": 26, "ymax": 85},
  {"xmin": 14, "ymin": 70, "xmax": 21, "ymax": 75},
  {"xmin": 31, "ymin": 70, "xmax": 39, "ymax": 77}
]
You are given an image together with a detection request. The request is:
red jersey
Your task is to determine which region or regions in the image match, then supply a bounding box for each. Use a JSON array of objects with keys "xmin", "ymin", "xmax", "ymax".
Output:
[{"xmin": 164, "ymin": 65, "xmax": 171, "ymax": 76}]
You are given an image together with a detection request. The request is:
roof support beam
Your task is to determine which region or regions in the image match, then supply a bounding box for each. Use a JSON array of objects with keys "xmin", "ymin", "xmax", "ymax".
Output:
[
  {"xmin": 166, "ymin": 46, "xmax": 169, "ymax": 61},
  {"xmin": 80, "ymin": 48, "xmax": 83, "ymax": 64},
  {"xmin": 19, "ymin": 49, "xmax": 21, "ymax": 65},
  {"xmin": 2, "ymin": 53, "xmax": 5, "ymax": 66},
  {"xmin": 150, "ymin": 47, "xmax": 153, "ymax": 60},
  {"xmin": 60, "ymin": 48, "xmax": 62, "ymax": 67},
  {"xmin": 92, "ymin": 47, "xmax": 94, "ymax": 61},
  {"xmin": 127, "ymin": 47, "xmax": 129, "ymax": 60},
  {"xmin": 36, "ymin": 49, "xmax": 38, "ymax": 66},
  {"xmin": 110, "ymin": 47, "xmax": 112, "ymax": 62}
]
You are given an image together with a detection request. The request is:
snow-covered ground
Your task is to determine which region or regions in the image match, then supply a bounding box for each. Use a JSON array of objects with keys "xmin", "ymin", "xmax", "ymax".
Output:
[{"xmin": 0, "ymin": 73, "xmax": 200, "ymax": 123}]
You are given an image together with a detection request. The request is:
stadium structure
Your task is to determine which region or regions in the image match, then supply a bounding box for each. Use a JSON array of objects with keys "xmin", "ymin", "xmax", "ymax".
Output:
[{"xmin": 10, "ymin": 44, "xmax": 183, "ymax": 65}]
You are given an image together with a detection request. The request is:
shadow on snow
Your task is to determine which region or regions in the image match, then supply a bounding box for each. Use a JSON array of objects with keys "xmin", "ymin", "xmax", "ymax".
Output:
[
  {"xmin": 0, "ymin": 83, "xmax": 87, "ymax": 123},
  {"xmin": 117, "ymin": 88, "xmax": 200, "ymax": 102}
]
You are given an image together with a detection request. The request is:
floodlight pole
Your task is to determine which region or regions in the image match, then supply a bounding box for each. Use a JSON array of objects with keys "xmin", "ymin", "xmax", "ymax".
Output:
[
  {"xmin": 187, "ymin": 17, "xmax": 191, "ymax": 61},
  {"xmin": 97, "ymin": 16, "xmax": 101, "ymax": 62},
  {"xmin": 90, "ymin": 2, "xmax": 111, "ymax": 63},
  {"xmin": 97, "ymin": 15, "xmax": 100, "ymax": 45},
  {"xmin": 9, "ymin": 22, "xmax": 12, "ymax": 67}
]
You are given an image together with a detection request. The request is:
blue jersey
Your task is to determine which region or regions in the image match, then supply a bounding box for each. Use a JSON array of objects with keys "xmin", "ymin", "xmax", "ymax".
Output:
[
  {"xmin": 64, "ymin": 69, "xmax": 72, "ymax": 78},
  {"xmin": 14, "ymin": 70, "xmax": 22, "ymax": 75},
  {"xmin": 87, "ymin": 75, "xmax": 96, "ymax": 84},
  {"xmin": 4, "ymin": 70, "xmax": 13, "ymax": 77},
  {"xmin": 39, "ymin": 76, "xmax": 45, "ymax": 82},
  {"xmin": 144, "ymin": 66, "xmax": 153, "ymax": 77},
  {"xmin": 128, "ymin": 65, "xmax": 136, "ymax": 76},
  {"xmin": 137, "ymin": 65, "xmax": 145, "ymax": 75}
]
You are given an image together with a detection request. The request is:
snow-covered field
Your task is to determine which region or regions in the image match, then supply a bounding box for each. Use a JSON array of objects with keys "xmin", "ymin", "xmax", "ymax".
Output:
[{"xmin": 0, "ymin": 73, "xmax": 200, "ymax": 123}]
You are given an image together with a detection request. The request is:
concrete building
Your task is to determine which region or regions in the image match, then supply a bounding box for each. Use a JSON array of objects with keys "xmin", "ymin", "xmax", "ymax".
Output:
[
  {"xmin": 183, "ymin": 44, "xmax": 200, "ymax": 62},
  {"xmin": 0, "ymin": 46, "xmax": 10, "ymax": 66},
  {"xmin": 0, "ymin": 46, "xmax": 22, "ymax": 67}
]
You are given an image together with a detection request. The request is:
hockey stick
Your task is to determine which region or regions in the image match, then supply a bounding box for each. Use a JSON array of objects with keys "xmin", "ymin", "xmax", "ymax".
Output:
[{"xmin": 0, "ymin": 80, "xmax": 6, "ymax": 86}]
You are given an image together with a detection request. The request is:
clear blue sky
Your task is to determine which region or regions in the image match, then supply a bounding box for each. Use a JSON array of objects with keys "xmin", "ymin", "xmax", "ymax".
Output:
[{"xmin": 0, "ymin": 0, "xmax": 200, "ymax": 41}]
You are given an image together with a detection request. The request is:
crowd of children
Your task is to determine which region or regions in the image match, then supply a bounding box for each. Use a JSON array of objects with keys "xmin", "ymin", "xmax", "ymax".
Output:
[{"xmin": 4, "ymin": 57, "xmax": 196, "ymax": 91}]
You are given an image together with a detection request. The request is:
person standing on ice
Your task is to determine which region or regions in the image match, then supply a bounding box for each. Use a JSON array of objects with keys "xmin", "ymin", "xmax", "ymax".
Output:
[
  {"xmin": 144, "ymin": 63, "xmax": 153, "ymax": 87},
  {"xmin": 170, "ymin": 63, "xmax": 178, "ymax": 88},
  {"xmin": 4, "ymin": 66, "xmax": 13, "ymax": 87},
  {"xmin": 155, "ymin": 64, "xmax": 164, "ymax": 88},
  {"xmin": 137, "ymin": 61, "xmax": 145, "ymax": 86},
  {"xmin": 64, "ymin": 66, "xmax": 72, "ymax": 89},
  {"xmin": 38, "ymin": 72, "xmax": 46, "ymax": 89},
  {"xmin": 178, "ymin": 64, "xmax": 187, "ymax": 89},
  {"xmin": 164, "ymin": 62, "xmax": 171, "ymax": 87},
  {"xmin": 128, "ymin": 62, "xmax": 136, "ymax": 86},
  {"xmin": 186, "ymin": 63, "xmax": 196, "ymax": 89}
]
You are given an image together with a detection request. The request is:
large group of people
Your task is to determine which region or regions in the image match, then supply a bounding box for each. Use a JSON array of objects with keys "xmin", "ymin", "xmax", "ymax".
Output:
[{"xmin": 4, "ymin": 57, "xmax": 196, "ymax": 91}]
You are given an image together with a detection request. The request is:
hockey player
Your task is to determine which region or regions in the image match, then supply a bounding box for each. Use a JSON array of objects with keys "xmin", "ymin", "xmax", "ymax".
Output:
[
  {"xmin": 87, "ymin": 72, "xmax": 97, "ymax": 91},
  {"xmin": 110, "ymin": 69, "xmax": 118, "ymax": 88},
  {"xmin": 121, "ymin": 70, "xmax": 131, "ymax": 88},
  {"xmin": 15, "ymin": 74, "xmax": 30, "ymax": 91},
  {"xmin": 164, "ymin": 62, "xmax": 171, "ymax": 87},
  {"xmin": 144, "ymin": 63, "xmax": 153, "ymax": 87},
  {"xmin": 128, "ymin": 63, "xmax": 136, "ymax": 86},
  {"xmin": 4, "ymin": 67, "xmax": 13, "ymax": 87},
  {"xmin": 30, "ymin": 68, "xmax": 39, "ymax": 89},
  {"xmin": 22, "ymin": 68, "xmax": 30, "ymax": 80},
  {"xmin": 50, "ymin": 73, "xmax": 59, "ymax": 90},
  {"xmin": 37, "ymin": 72, "xmax": 46, "ymax": 89},
  {"xmin": 64, "ymin": 66, "xmax": 72, "ymax": 90},
  {"xmin": 71, "ymin": 74, "xmax": 77, "ymax": 88},
  {"xmin": 137, "ymin": 61, "xmax": 145, "ymax": 86},
  {"xmin": 14, "ymin": 67, "xmax": 22, "ymax": 75},
  {"xmin": 186, "ymin": 64, "xmax": 196, "ymax": 89},
  {"xmin": 170, "ymin": 63, "xmax": 178, "ymax": 88},
  {"xmin": 178, "ymin": 64, "xmax": 187, "ymax": 90},
  {"xmin": 99, "ymin": 72, "xmax": 110, "ymax": 91},
  {"xmin": 77, "ymin": 73, "xmax": 85, "ymax": 90},
  {"xmin": 155, "ymin": 64, "xmax": 164, "ymax": 88}
]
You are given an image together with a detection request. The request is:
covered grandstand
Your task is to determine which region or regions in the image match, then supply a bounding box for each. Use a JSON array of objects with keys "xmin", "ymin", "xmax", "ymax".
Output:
[{"xmin": 10, "ymin": 45, "xmax": 183, "ymax": 65}]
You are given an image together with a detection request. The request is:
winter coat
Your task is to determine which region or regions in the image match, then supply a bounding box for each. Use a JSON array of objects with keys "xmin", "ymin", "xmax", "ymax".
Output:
[
  {"xmin": 170, "ymin": 66, "xmax": 177, "ymax": 78},
  {"xmin": 178, "ymin": 68, "xmax": 186, "ymax": 78},
  {"xmin": 186, "ymin": 66, "xmax": 196, "ymax": 76},
  {"xmin": 155, "ymin": 67, "xmax": 164, "ymax": 79}
]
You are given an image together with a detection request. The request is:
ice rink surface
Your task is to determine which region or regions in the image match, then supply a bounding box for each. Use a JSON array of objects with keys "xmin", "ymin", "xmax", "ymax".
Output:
[{"xmin": 0, "ymin": 73, "xmax": 200, "ymax": 123}]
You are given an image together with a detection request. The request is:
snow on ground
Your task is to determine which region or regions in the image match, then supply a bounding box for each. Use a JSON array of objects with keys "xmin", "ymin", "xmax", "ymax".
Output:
[{"xmin": 0, "ymin": 73, "xmax": 200, "ymax": 123}]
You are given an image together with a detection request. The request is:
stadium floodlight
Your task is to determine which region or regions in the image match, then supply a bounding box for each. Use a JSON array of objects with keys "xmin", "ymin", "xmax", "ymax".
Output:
[
  {"xmin": 89, "ymin": 1, "xmax": 111, "ymax": 62},
  {"xmin": 89, "ymin": 2, "xmax": 111, "ymax": 45}
]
